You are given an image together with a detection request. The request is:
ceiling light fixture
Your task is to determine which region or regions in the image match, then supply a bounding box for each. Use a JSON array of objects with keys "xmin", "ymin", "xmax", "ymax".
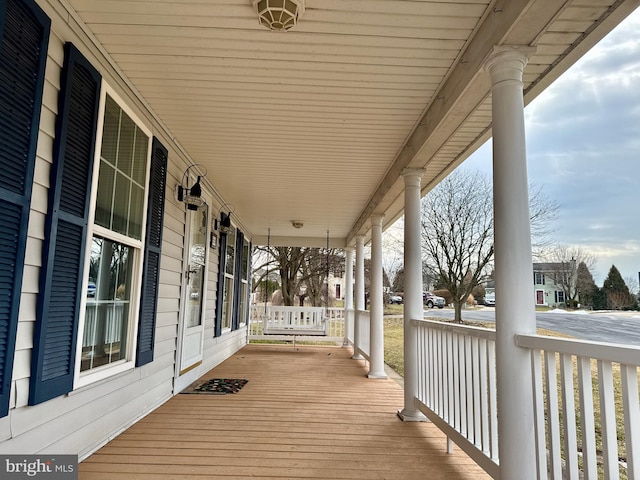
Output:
[
  {"xmin": 252, "ymin": 0, "xmax": 305, "ymax": 31},
  {"xmin": 291, "ymin": 220, "xmax": 303, "ymax": 229}
]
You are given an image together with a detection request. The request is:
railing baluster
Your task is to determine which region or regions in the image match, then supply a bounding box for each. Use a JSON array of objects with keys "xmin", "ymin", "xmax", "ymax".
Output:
[
  {"xmin": 545, "ymin": 351, "xmax": 562, "ymax": 479},
  {"xmin": 429, "ymin": 327, "xmax": 435, "ymax": 409},
  {"xmin": 479, "ymin": 338, "xmax": 489, "ymax": 454},
  {"xmin": 599, "ymin": 359, "xmax": 620, "ymax": 480},
  {"xmin": 531, "ymin": 349, "xmax": 547, "ymax": 480},
  {"xmin": 578, "ymin": 356, "xmax": 597, "ymax": 479},
  {"xmin": 561, "ymin": 353, "xmax": 579, "ymax": 479},
  {"xmin": 465, "ymin": 335, "xmax": 474, "ymax": 443},
  {"xmin": 487, "ymin": 338, "xmax": 498, "ymax": 461},
  {"xmin": 621, "ymin": 364, "xmax": 640, "ymax": 480},
  {"xmin": 472, "ymin": 337, "xmax": 481, "ymax": 447},
  {"xmin": 447, "ymin": 331, "xmax": 454, "ymax": 424},
  {"xmin": 452, "ymin": 332, "xmax": 460, "ymax": 433}
]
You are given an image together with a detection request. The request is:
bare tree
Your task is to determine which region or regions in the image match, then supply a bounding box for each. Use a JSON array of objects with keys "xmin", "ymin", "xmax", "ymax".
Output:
[
  {"xmin": 421, "ymin": 169, "xmax": 558, "ymax": 323},
  {"xmin": 382, "ymin": 222, "xmax": 404, "ymax": 289},
  {"xmin": 624, "ymin": 276, "xmax": 639, "ymax": 296},
  {"xmin": 543, "ymin": 245, "xmax": 597, "ymax": 307},
  {"xmin": 252, "ymin": 246, "xmax": 344, "ymax": 306},
  {"xmin": 421, "ymin": 171, "xmax": 494, "ymax": 322}
]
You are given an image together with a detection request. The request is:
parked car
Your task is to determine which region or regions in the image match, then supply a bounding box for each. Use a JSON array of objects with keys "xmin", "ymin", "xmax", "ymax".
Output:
[
  {"xmin": 483, "ymin": 293, "xmax": 495, "ymax": 306},
  {"xmin": 87, "ymin": 281, "xmax": 96, "ymax": 297},
  {"xmin": 423, "ymin": 291, "xmax": 445, "ymax": 309},
  {"xmin": 389, "ymin": 294, "xmax": 403, "ymax": 304}
]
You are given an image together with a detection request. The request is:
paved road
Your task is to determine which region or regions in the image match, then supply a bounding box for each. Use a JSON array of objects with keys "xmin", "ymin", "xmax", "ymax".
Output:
[{"xmin": 421, "ymin": 307, "xmax": 640, "ymax": 346}]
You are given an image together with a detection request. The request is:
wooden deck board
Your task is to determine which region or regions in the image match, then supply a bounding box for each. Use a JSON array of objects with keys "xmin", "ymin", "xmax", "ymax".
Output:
[{"xmin": 79, "ymin": 344, "xmax": 491, "ymax": 479}]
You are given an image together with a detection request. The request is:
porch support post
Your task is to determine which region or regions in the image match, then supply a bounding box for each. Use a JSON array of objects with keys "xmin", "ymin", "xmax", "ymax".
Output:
[
  {"xmin": 398, "ymin": 169, "xmax": 427, "ymax": 421},
  {"xmin": 343, "ymin": 247, "xmax": 354, "ymax": 347},
  {"xmin": 368, "ymin": 214, "xmax": 387, "ymax": 379},
  {"xmin": 485, "ymin": 45, "xmax": 537, "ymax": 479},
  {"xmin": 352, "ymin": 235, "xmax": 365, "ymax": 360}
]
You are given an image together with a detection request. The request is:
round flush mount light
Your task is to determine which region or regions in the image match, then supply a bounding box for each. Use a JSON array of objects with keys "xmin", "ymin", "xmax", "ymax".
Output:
[
  {"xmin": 291, "ymin": 220, "xmax": 304, "ymax": 229},
  {"xmin": 252, "ymin": 0, "xmax": 305, "ymax": 31}
]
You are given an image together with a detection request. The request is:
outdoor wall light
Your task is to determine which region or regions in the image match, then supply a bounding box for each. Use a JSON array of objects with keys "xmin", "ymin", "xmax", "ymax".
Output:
[
  {"xmin": 176, "ymin": 164, "xmax": 207, "ymax": 211},
  {"xmin": 213, "ymin": 211, "xmax": 234, "ymax": 236},
  {"xmin": 252, "ymin": 0, "xmax": 305, "ymax": 31}
]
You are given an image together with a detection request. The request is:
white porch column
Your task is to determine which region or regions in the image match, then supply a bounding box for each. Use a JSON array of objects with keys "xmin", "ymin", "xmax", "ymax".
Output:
[
  {"xmin": 343, "ymin": 247, "xmax": 354, "ymax": 347},
  {"xmin": 352, "ymin": 235, "xmax": 365, "ymax": 360},
  {"xmin": 398, "ymin": 169, "xmax": 427, "ymax": 421},
  {"xmin": 485, "ymin": 46, "xmax": 537, "ymax": 479},
  {"xmin": 368, "ymin": 214, "xmax": 387, "ymax": 379}
]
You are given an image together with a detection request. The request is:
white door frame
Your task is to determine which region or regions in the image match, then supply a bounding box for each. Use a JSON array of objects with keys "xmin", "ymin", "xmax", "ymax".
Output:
[{"xmin": 175, "ymin": 201, "xmax": 209, "ymax": 392}]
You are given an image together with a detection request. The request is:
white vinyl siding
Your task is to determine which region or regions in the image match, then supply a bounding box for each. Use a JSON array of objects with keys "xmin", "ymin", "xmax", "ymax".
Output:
[{"xmin": 2, "ymin": 3, "xmax": 246, "ymax": 460}]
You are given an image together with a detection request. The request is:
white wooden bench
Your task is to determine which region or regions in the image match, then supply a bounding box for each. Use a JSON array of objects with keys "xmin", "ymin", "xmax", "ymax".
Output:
[{"xmin": 262, "ymin": 306, "xmax": 328, "ymax": 338}]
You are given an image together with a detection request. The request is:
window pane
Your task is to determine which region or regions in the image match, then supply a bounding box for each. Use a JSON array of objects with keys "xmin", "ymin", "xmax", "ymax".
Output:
[
  {"xmin": 239, "ymin": 282, "xmax": 248, "ymax": 326},
  {"xmin": 132, "ymin": 127, "xmax": 148, "ymax": 185},
  {"xmin": 128, "ymin": 184, "xmax": 144, "ymax": 239},
  {"xmin": 82, "ymin": 236, "xmax": 133, "ymax": 372},
  {"xmin": 95, "ymin": 161, "xmax": 115, "ymax": 229},
  {"xmin": 112, "ymin": 172, "xmax": 130, "ymax": 236},
  {"xmin": 101, "ymin": 96, "xmax": 119, "ymax": 166},
  {"xmin": 222, "ymin": 276, "xmax": 233, "ymax": 330},
  {"xmin": 117, "ymin": 113, "xmax": 136, "ymax": 177},
  {"xmin": 225, "ymin": 230, "xmax": 235, "ymax": 275},
  {"xmin": 97, "ymin": 95, "xmax": 149, "ymax": 241},
  {"xmin": 242, "ymin": 239, "xmax": 249, "ymax": 279}
]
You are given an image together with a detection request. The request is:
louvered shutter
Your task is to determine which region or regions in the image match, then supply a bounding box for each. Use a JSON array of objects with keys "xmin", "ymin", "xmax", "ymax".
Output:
[
  {"xmin": 244, "ymin": 241, "xmax": 253, "ymax": 326},
  {"xmin": 136, "ymin": 138, "xmax": 168, "ymax": 367},
  {"xmin": 214, "ymin": 227, "xmax": 227, "ymax": 338},
  {"xmin": 0, "ymin": 0, "xmax": 49, "ymax": 417},
  {"xmin": 29, "ymin": 43, "xmax": 101, "ymax": 405}
]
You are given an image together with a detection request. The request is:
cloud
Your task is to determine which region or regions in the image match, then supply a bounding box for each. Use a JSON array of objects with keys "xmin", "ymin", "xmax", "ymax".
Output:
[{"xmin": 459, "ymin": 7, "xmax": 640, "ymax": 283}]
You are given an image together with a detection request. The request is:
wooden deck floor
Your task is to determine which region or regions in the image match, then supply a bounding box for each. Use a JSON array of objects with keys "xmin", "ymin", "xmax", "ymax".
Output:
[{"xmin": 80, "ymin": 344, "xmax": 491, "ymax": 479}]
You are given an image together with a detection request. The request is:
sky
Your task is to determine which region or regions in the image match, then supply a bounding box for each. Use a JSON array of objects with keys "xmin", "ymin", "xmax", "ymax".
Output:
[{"xmin": 458, "ymin": 6, "xmax": 640, "ymax": 288}]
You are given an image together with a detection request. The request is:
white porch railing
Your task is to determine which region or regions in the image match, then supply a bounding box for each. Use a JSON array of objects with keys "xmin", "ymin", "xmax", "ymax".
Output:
[
  {"xmin": 517, "ymin": 334, "xmax": 640, "ymax": 480},
  {"xmin": 412, "ymin": 319, "xmax": 499, "ymax": 478},
  {"xmin": 412, "ymin": 318, "xmax": 640, "ymax": 479},
  {"xmin": 248, "ymin": 305, "xmax": 345, "ymax": 343}
]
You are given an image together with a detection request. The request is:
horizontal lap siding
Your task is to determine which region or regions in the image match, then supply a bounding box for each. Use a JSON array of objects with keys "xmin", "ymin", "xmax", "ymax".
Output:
[
  {"xmin": 2, "ymin": 0, "xmax": 246, "ymax": 459},
  {"xmin": 10, "ymin": 24, "xmax": 61, "ymax": 409}
]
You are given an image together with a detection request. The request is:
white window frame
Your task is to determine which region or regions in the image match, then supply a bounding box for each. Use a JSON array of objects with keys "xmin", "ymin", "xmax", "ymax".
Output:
[
  {"xmin": 238, "ymin": 238, "xmax": 250, "ymax": 327},
  {"xmin": 74, "ymin": 83, "xmax": 152, "ymax": 388},
  {"xmin": 221, "ymin": 225, "xmax": 236, "ymax": 333}
]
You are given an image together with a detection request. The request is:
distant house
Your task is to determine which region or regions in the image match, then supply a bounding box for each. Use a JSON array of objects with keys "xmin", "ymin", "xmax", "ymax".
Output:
[{"xmin": 532, "ymin": 262, "xmax": 576, "ymax": 307}]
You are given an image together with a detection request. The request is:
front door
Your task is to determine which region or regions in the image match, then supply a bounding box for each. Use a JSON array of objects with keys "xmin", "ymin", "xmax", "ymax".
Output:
[{"xmin": 179, "ymin": 206, "xmax": 208, "ymax": 374}]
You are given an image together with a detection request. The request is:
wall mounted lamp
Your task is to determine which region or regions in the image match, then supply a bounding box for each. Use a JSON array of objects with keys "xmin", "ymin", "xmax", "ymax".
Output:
[{"xmin": 176, "ymin": 164, "xmax": 207, "ymax": 211}]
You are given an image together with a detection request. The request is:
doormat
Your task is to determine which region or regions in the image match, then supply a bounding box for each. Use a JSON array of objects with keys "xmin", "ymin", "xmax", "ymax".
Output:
[{"xmin": 181, "ymin": 378, "xmax": 248, "ymax": 395}]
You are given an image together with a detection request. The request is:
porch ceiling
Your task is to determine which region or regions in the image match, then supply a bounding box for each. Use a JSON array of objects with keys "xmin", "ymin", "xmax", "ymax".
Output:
[{"xmin": 65, "ymin": 0, "xmax": 639, "ymax": 247}]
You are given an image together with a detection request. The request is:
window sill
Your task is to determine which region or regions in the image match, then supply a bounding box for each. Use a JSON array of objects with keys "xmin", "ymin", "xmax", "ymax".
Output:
[{"xmin": 72, "ymin": 360, "xmax": 136, "ymax": 392}]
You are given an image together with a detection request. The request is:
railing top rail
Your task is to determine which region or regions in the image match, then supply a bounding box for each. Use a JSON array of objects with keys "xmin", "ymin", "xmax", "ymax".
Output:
[
  {"xmin": 517, "ymin": 333, "xmax": 640, "ymax": 366},
  {"xmin": 266, "ymin": 306, "xmax": 324, "ymax": 312},
  {"xmin": 411, "ymin": 318, "xmax": 496, "ymax": 341}
]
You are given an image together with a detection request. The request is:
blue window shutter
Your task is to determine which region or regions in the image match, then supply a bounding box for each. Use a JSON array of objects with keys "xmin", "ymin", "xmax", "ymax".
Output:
[
  {"xmin": 244, "ymin": 241, "xmax": 252, "ymax": 326},
  {"xmin": 29, "ymin": 43, "xmax": 101, "ymax": 406},
  {"xmin": 214, "ymin": 230, "xmax": 227, "ymax": 338},
  {"xmin": 0, "ymin": 0, "xmax": 50, "ymax": 417},
  {"xmin": 136, "ymin": 138, "xmax": 168, "ymax": 367}
]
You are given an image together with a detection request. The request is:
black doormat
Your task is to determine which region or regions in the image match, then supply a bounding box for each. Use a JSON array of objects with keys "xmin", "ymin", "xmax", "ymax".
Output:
[{"xmin": 181, "ymin": 378, "xmax": 248, "ymax": 395}]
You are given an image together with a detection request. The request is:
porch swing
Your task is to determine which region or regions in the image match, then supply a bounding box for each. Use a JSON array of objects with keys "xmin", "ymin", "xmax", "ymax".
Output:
[{"xmin": 261, "ymin": 229, "xmax": 330, "ymax": 338}]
